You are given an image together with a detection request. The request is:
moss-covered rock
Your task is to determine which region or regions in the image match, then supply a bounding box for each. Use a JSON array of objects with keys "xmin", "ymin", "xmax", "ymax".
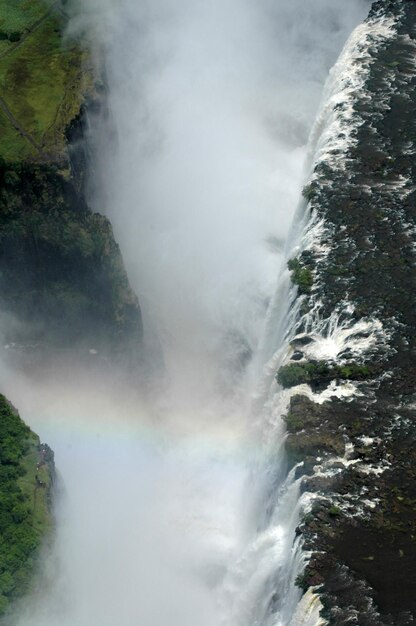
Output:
[
  {"xmin": 286, "ymin": 429, "xmax": 346, "ymax": 467},
  {"xmin": 284, "ymin": 394, "xmax": 326, "ymax": 432}
]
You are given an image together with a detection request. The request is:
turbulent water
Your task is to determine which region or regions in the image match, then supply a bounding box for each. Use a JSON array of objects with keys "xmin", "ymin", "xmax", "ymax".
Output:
[{"xmin": 3, "ymin": 2, "xmax": 373, "ymax": 625}]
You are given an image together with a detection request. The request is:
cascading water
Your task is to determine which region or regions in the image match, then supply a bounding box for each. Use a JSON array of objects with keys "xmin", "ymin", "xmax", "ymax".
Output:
[
  {"xmin": 229, "ymin": 10, "xmax": 400, "ymax": 626},
  {"xmin": 2, "ymin": 2, "xmax": 374, "ymax": 625}
]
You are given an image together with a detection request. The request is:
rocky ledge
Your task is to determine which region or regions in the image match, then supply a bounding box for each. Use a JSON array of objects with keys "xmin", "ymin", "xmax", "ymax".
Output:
[{"xmin": 279, "ymin": 1, "xmax": 416, "ymax": 624}]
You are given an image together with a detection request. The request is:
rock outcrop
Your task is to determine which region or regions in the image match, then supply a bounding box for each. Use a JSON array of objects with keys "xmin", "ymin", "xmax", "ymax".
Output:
[{"xmin": 279, "ymin": 1, "xmax": 416, "ymax": 623}]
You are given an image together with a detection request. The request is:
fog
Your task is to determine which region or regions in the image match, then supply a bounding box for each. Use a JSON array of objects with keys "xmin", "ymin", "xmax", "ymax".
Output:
[
  {"xmin": 4, "ymin": 368, "xmax": 247, "ymax": 626},
  {"xmin": 73, "ymin": 0, "xmax": 371, "ymax": 406},
  {"xmin": 7, "ymin": 1, "xmax": 370, "ymax": 624}
]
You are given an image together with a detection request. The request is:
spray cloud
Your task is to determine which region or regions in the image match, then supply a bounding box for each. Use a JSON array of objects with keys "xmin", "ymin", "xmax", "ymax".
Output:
[{"xmin": 80, "ymin": 0, "xmax": 371, "ymax": 407}]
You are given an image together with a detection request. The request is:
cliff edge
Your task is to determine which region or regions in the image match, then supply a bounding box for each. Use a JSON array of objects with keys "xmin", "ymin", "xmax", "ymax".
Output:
[{"xmin": 279, "ymin": 1, "xmax": 416, "ymax": 624}]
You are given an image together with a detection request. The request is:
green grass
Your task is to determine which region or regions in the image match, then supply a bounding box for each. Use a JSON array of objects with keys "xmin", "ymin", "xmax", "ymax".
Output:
[
  {"xmin": 0, "ymin": 0, "xmax": 90, "ymax": 162},
  {"xmin": 0, "ymin": 0, "xmax": 53, "ymax": 36}
]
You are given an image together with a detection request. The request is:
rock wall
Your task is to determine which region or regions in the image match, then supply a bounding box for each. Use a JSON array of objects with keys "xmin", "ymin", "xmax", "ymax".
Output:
[{"xmin": 279, "ymin": 1, "xmax": 416, "ymax": 624}]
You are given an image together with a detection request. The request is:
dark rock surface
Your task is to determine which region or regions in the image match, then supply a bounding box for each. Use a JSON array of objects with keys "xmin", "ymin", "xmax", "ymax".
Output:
[{"xmin": 281, "ymin": 1, "xmax": 416, "ymax": 623}]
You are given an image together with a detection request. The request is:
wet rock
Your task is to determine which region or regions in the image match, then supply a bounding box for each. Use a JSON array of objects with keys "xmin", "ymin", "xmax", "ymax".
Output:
[{"xmin": 283, "ymin": 0, "xmax": 416, "ymax": 622}]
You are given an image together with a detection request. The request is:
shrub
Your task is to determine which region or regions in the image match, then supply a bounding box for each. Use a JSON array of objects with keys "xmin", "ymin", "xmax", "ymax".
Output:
[
  {"xmin": 295, "ymin": 573, "xmax": 309, "ymax": 592},
  {"xmin": 8, "ymin": 32, "xmax": 22, "ymax": 43},
  {"xmin": 288, "ymin": 258, "xmax": 313, "ymax": 294},
  {"xmin": 277, "ymin": 362, "xmax": 331, "ymax": 388},
  {"xmin": 277, "ymin": 361, "xmax": 374, "ymax": 389},
  {"xmin": 328, "ymin": 505, "xmax": 341, "ymax": 517},
  {"xmin": 302, "ymin": 184, "xmax": 315, "ymax": 202}
]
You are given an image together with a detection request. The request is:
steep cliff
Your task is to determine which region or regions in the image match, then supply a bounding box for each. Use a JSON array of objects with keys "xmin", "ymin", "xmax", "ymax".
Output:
[
  {"xmin": 0, "ymin": 0, "xmax": 143, "ymax": 617},
  {"xmin": 279, "ymin": 1, "xmax": 416, "ymax": 624},
  {"xmin": 0, "ymin": 0, "xmax": 143, "ymax": 363}
]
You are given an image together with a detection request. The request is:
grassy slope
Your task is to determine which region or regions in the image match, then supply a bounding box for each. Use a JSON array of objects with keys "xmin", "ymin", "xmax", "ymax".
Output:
[{"xmin": 0, "ymin": 0, "xmax": 89, "ymax": 162}]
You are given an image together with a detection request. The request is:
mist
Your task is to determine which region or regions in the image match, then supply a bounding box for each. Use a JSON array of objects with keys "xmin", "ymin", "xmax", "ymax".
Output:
[
  {"xmin": 6, "ymin": 1, "xmax": 370, "ymax": 625},
  {"xmin": 3, "ymin": 368, "xmax": 247, "ymax": 626},
  {"xmin": 79, "ymin": 0, "xmax": 371, "ymax": 406}
]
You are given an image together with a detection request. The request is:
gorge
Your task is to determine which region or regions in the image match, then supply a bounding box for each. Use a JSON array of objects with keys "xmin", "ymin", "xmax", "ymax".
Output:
[{"xmin": 0, "ymin": 0, "xmax": 415, "ymax": 625}]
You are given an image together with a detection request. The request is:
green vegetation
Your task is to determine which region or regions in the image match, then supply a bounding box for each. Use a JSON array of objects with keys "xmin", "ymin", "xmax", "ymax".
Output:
[
  {"xmin": 0, "ymin": 394, "xmax": 53, "ymax": 616},
  {"xmin": 0, "ymin": 0, "xmax": 91, "ymax": 162},
  {"xmin": 295, "ymin": 572, "xmax": 309, "ymax": 593},
  {"xmin": 0, "ymin": 2, "xmax": 142, "ymax": 354},
  {"xmin": 302, "ymin": 184, "xmax": 315, "ymax": 202},
  {"xmin": 277, "ymin": 361, "xmax": 373, "ymax": 388},
  {"xmin": 0, "ymin": 1, "xmax": 53, "ymax": 36},
  {"xmin": 328, "ymin": 505, "xmax": 342, "ymax": 517},
  {"xmin": 0, "ymin": 0, "xmax": 142, "ymax": 351},
  {"xmin": 288, "ymin": 258, "xmax": 313, "ymax": 294},
  {"xmin": 283, "ymin": 411, "xmax": 305, "ymax": 431},
  {"xmin": 0, "ymin": 160, "xmax": 142, "ymax": 349}
]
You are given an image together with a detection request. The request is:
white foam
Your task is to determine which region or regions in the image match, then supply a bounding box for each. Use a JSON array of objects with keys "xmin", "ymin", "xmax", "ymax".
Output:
[
  {"xmin": 289, "ymin": 589, "xmax": 327, "ymax": 626},
  {"xmin": 358, "ymin": 436, "xmax": 379, "ymax": 447},
  {"xmin": 307, "ymin": 15, "xmax": 398, "ymax": 175},
  {"xmin": 306, "ymin": 380, "xmax": 362, "ymax": 405},
  {"xmin": 358, "ymin": 462, "xmax": 390, "ymax": 476},
  {"xmin": 303, "ymin": 316, "xmax": 385, "ymax": 362}
]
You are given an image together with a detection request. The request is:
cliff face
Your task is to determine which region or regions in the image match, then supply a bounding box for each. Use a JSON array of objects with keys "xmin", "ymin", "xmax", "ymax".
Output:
[
  {"xmin": 0, "ymin": 158, "xmax": 143, "ymax": 361},
  {"xmin": 279, "ymin": 1, "xmax": 416, "ymax": 624},
  {"xmin": 0, "ymin": 0, "xmax": 143, "ymax": 363}
]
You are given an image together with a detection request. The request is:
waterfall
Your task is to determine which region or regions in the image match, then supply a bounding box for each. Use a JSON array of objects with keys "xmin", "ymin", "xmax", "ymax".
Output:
[
  {"xmin": 219, "ymin": 9, "xmax": 401, "ymax": 626},
  {"xmin": 3, "ymin": 2, "xmax": 376, "ymax": 626}
]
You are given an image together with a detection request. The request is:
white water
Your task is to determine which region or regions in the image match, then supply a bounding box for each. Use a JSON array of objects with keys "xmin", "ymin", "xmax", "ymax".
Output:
[{"xmin": 3, "ymin": 2, "xmax": 373, "ymax": 625}]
